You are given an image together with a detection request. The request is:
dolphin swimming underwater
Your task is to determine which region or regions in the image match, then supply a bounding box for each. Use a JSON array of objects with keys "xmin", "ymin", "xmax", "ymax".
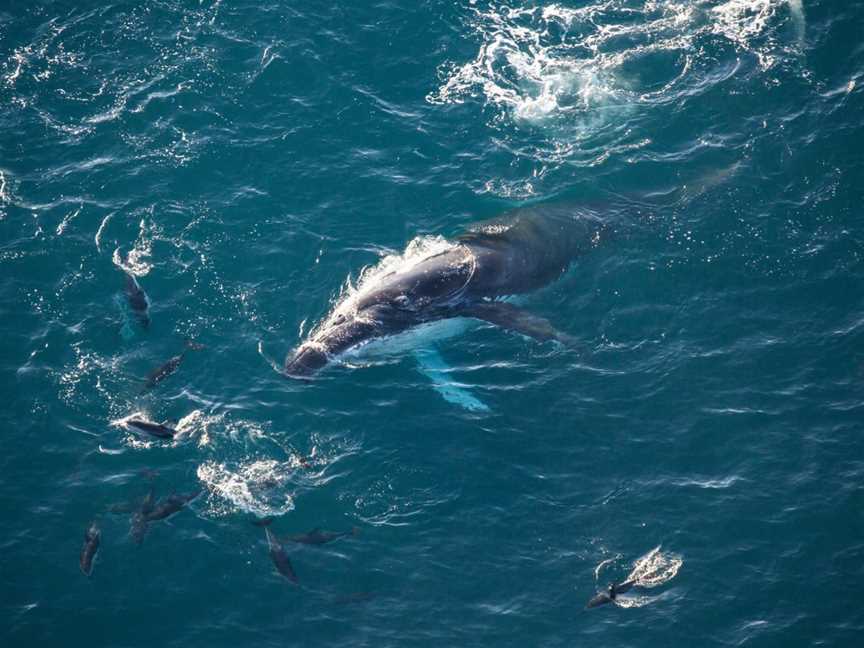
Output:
[{"xmin": 284, "ymin": 203, "xmax": 606, "ymax": 388}]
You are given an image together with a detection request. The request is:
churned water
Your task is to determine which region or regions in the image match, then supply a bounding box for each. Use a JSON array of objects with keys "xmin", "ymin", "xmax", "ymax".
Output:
[{"xmin": 1, "ymin": 1, "xmax": 862, "ymax": 646}]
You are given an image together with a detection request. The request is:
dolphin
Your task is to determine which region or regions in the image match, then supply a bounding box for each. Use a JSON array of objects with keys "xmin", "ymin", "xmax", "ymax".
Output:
[
  {"xmin": 586, "ymin": 579, "xmax": 636, "ymax": 609},
  {"xmin": 284, "ymin": 526, "xmax": 359, "ymax": 546},
  {"xmin": 333, "ymin": 591, "xmax": 377, "ymax": 605},
  {"xmin": 123, "ymin": 271, "xmax": 150, "ymax": 328},
  {"xmin": 253, "ymin": 519, "xmax": 299, "ymax": 584},
  {"xmin": 284, "ymin": 204, "xmax": 605, "ymax": 379},
  {"xmin": 145, "ymin": 490, "xmax": 201, "ymax": 522},
  {"xmin": 144, "ymin": 340, "xmax": 205, "ymax": 389},
  {"xmin": 126, "ymin": 418, "xmax": 177, "ymax": 440},
  {"xmin": 129, "ymin": 486, "xmax": 156, "ymax": 545},
  {"xmin": 79, "ymin": 522, "xmax": 101, "ymax": 576}
]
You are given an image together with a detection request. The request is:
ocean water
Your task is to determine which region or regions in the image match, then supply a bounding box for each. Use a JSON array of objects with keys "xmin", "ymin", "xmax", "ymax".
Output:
[{"xmin": 1, "ymin": 0, "xmax": 863, "ymax": 645}]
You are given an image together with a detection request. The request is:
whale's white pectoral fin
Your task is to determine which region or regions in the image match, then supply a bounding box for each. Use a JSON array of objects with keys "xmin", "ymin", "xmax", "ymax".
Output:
[
  {"xmin": 413, "ymin": 347, "xmax": 490, "ymax": 412},
  {"xmin": 459, "ymin": 302, "xmax": 578, "ymax": 347}
]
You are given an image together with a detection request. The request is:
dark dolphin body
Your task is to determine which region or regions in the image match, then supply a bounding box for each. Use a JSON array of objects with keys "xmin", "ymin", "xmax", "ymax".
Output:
[
  {"xmin": 586, "ymin": 579, "xmax": 635, "ymax": 609},
  {"xmin": 144, "ymin": 341, "xmax": 204, "ymax": 389},
  {"xmin": 123, "ymin": 272, "xmax": 150, "ymax": 328},
  {"xmin": 284, "ymin": 526, "xmax": 359, "ymax": 546},
  {"xmin": 129, "ymin": 487, "xmax": 156, "ymax": 545},
  {"xmin": 145, "ymin": 353, "xmax": 185, "ymax": 389},
  {"xmin": 79, "ymin": 522, "xmax": 101, "ymax": 576},
  {"xmin": 264, "ymin": 527, "xmax": 299, "ymax": 584},
  {"xmin": 284, "ymin": 204, "xmax": 606, "ymax": 378},
  {"xmin": 126, "ymin": 418, "xmax": 176, "ymax": 439},
  {"xmin": 333, "ymin": 591, "xmax": 377, "ymax": 605},
  {"xmin": 145, "ymin": 490, "xmax": 200, "ymax": 522}
]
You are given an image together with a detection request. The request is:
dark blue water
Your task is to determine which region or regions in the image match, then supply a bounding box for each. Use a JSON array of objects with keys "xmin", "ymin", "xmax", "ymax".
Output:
[{"xmin": 2, "ymin": 1, "xmax": 863, "ymax": 646}]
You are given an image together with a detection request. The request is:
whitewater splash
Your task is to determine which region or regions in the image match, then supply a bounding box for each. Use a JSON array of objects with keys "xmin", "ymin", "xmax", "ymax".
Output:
[
  {"xmin": 0, "ymin": 169, "xmax": 9, "ymax": 219},
  {"xmin": 111, "ymin": 216, "xmax": 156, "ymax": 276},
  {"xmin": 196, "ymin": 459, "xmax": 299, "ymax": 518},
  {"xmin": 594, "ymin": 545, "xmax": 683, "ymax": 608},
  {"xmin": 429, "ymin": 0, "xmax": 806, "ymax": 131}
]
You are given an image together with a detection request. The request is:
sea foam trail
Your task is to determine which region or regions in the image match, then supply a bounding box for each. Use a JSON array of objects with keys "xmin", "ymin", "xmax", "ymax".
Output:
[
  {"xmin": 594, "ymin": 546, "xmax": 683, "ymax": 608},
  {"xmin": 429, "ymin": 1, "xmax": 806, "ymax": 129}
]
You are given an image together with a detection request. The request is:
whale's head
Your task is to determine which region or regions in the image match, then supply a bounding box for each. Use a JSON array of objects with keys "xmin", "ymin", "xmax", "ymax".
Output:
[
  {"xmin": 284, "ymin": 243, "xmax": 473, "ymax": 379},
  {"xmin": 283, "ymin": 343, "xmax": 329, "ymax": 379},
  {"xmin": 283, "ymin": 299, "xmax": 415, "ymax": 379}
]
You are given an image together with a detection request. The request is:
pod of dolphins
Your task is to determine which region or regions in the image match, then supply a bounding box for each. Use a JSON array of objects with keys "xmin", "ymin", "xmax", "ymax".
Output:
[{"xmin": 81, "ymin": 270, "xmax": 364, "ymax": 591}]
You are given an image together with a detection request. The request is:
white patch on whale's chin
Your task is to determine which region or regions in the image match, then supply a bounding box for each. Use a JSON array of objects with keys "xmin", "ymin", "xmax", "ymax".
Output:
[{"xmin": 338, "ymin": 318, "xmax": 474, "ymax": 366}]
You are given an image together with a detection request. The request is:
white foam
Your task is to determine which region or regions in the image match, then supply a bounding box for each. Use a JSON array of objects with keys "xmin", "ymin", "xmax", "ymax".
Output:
[
  {"xmin": 174, "ymin": 409, "xmax": 223, "ymax": 447},
  {"xmin": 55, "ymin": 205, "xmax": 82, "ymax": 236},
  {"xmin": 196, "ymin": 459, "xmax": 296, "ymax": 517},
  {"xmin": 593, "ymin": 545, "xmax": 682, "ymax": 608},
  {"xmin": 626, "ymin": 545, "xmax": 683, "ymax": 587},
  {"xmin": 593, "ymin": 554, "xmax": 622, "ymax": 580},
  {"xmin": 710, "ymin": 0, "xmax": 806, "ymax": 69},
  {"xmin": 4, "ymin": 49, "xmax": 27, "ymax": 86},
  {"xmin": 0, "ymin": 169, "xmax": 8, "ymax": 219},
  {"xmin": 111, "ymin": 217, "xmax": 155, "ymax": 276},
  {"xmin": 614, "ymin": 546, "xmax": 683, "ymax": 607},
  {"xmin": 94, "ymin": 212, "xmax": 113, "ymax": 252},
  {"xmin": 429, "ymin": 1, "xmax": 804, "ymax": 128},
  {"xmin": 673, "ymin": 475, "xmax": 741, "ymax": 489}
]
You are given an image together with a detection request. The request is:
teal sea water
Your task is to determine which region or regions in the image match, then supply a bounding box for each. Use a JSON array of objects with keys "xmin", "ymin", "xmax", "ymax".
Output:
[{"xmin": 2, "ymin": 1, "xmax": 863, "ymax": 645}]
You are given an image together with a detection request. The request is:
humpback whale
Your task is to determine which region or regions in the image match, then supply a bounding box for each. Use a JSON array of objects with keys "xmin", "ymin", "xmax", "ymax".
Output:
[{"xmin": 284, "ymin": 204, "xmax": 605, "ymax": 382}]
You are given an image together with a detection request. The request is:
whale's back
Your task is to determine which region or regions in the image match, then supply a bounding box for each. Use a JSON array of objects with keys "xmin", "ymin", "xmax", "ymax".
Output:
[{"xmin": 459, "ymin": 204, "xmax": 605, "ymax": 296}]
